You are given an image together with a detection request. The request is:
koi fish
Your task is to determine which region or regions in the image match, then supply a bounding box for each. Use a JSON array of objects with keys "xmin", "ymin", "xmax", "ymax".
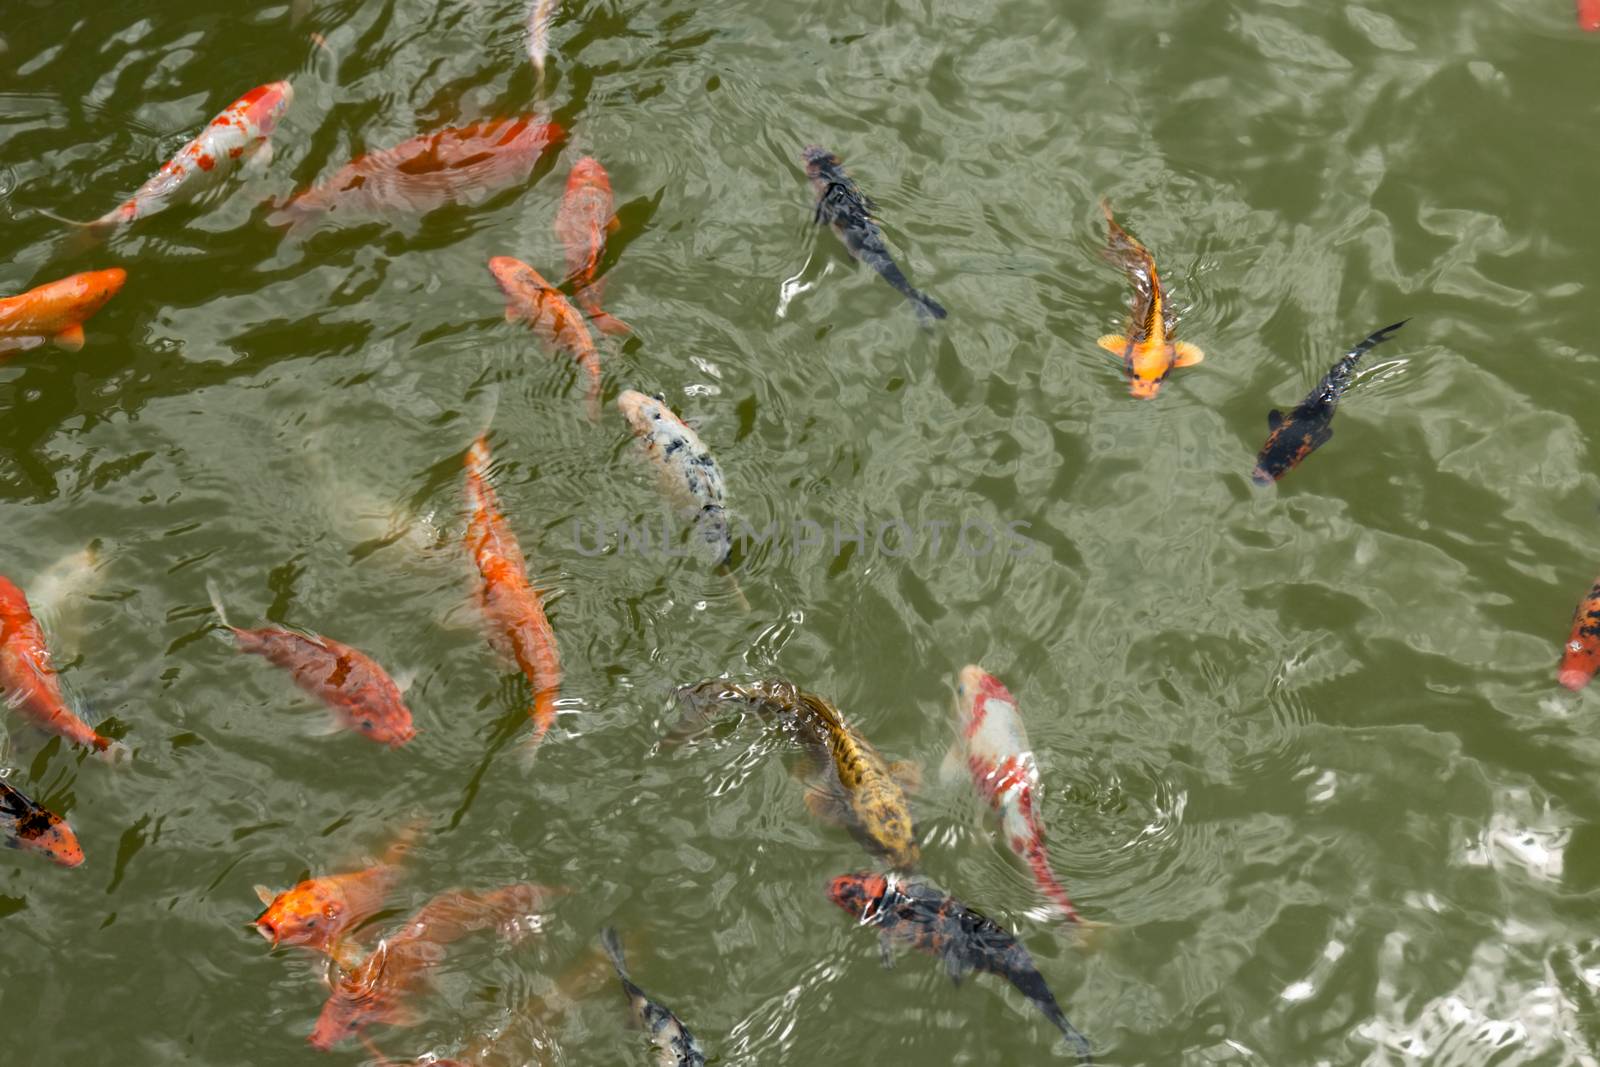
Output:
[
  {"xmin": 1096, "ymin": 201, "xmax": 1203, "ymax": 399},
  {"xmin": 802, "ymin": 146, "xmax": 946, "ymax": 321},
  {"xmin": 599, "ymin": 927, "xmax": 706, "ymax": 1066},
  {"xmin": 527, "ymin": 0, "xmax": 560, "ymax": 79},
  {"xmin": 1251, "ymin": 319, "xmax": 1408, "ymax": 485},
  {"xmin": 616, "ymin": 391, "xmax": 730, "ymax": 565},
  {"xmin": 0, "ymin": 575, "xmax": 122, "ymax": 755},
  {"xmin": 828, "ymin": 872, "xmax": 1094, "ymax": 1065},
  {"xmin": 488, "ymin": 256, "xmax": 602, "ymax": 420},
  {"xmin": 1559, "ymin": 574, "xmax": 1600, "ymax": 690},
  {"xmin": 949, "ymin": 666, "xmax": 1082, "ymax": 922},
  {"xmin": 206, "ymin": 581, "xmax": 417, "ymax": 747},
  {"xmin": 464, "ymin": 436, "xmax": 562, "ymax": 750},
  {"xmin": 68, "ymin": 82, "xmax": 292, "ymax": 234},
  {"xmin": 309, "ymin": 882, "xmax": 558, "ymax": 1049},
  {"xmin": 0, "ymin": 269, "xmax": 126, "ymax": 359},
  {"xmin": 1582, "ymin": 0, "xmax": 1600, "ymax": 31},
  {"xmin": 555, "ymin": 156, "xmax": 629, "ymax": 336},
  {"xmin": 676, "ymin": 677, "xmax": 921, "ymax": 869},
  {"xmin": 0, "ymin": 778, "xmax": 84, "ymax": 867},
  {"xmin": 270, "ymin": 118, "xmax": 563, "ymax": 234},
  {"xmin": 252, "ymin": 825, "xmax": 418, "ymax": 953}
]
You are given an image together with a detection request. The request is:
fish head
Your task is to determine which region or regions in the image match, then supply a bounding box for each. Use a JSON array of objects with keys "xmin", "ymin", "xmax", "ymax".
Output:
[
  {"xmin": 487, "ymin": 256, "xmax": 554, "ymax": 315},
  {"xmin": 826, "ymin": 872, "xmax": 887, "ymax": 918},
  {"xmin": 242, "ymin": 81, "xmax": 295, "ymax": 138},
  {"xmin": 614, "ymin": 388, "xmax": 666, "ymax": 436},
  {"xmin": 801, "ymin": 145, "xmax": 840, "ymax": 177},
  {"xmin": 56, "ymin": 269, "xmax": 128, "ymax": 324},
  {"xmin": 14, "ymin": 808, "xmax": 84, "ymax": 868},
  {"xmin": 253, "ymin": 876, "xmax": 352, "ymax": 949},
  {"xmin": 1560, "ymin": 634, "xmax": 1600, "ymax": 691},
  {"xmin": 955, "ymin": 665, "xmax": 1014, "ymax": 725},
  {"xmin": 1125, "ymin": 342, "xmax": 1179, "ymax": 399},
  {"xmin": 566, "ymin": 155, "xmax": 611, "ymax": 195},
  {"xmin": 356, "ymin": 710, "xmax": 417, "ymax": 748},
  {"xmin": 309, "ymin": 943, "xmax": 410, "ymax": 1049}
]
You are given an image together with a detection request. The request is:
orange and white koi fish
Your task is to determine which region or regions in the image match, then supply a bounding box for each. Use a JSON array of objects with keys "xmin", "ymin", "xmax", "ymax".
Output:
[
  {"xmin": 0, "ymin": 575, "xmax": 122, "ymax": 756},
  {"xmin": 309, "ymin": 882, "xmax": 559, "ymax": 1049},
  {"xmin": 207, "ymin": 581, "xmax": 417, "ymax": 748},
  {"xmin": 252, "ymin": 826, "xmax": 417, "ymax": 953},
  {"xmin": 487, "ymin": 256, "xmax": 602, "ymax": 420},
  {"xmin": 1559, "ymin": 573, "xmax": 1600, "ymax": 690},
  {"xmin": 1096, "ymin": 200, "xmax": 1204, "ymax": 399},
  {"xmin": 0, "ymin": 778, "xmax": 84, "ymax": 868},
  {"xmin": 72, "ymin": 82, "xmax": 292, "ymax": 234},
  {"xmin": 0, "ymin": 269, "xmax": 126, "ymax": 359},
  {"xmin": 949, "ymin": 666, "xmax": 1082, "ymax": 922},
  {"xmin": 464, "ymin": 436, "xmax": 563, "ymax": 751},
  {"xmin": 555, "ymin": 156, "xmax": 629, "ymax": 336}
]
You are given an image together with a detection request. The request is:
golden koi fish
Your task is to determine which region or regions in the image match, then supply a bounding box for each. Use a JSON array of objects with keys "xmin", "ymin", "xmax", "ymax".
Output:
[{"xmin": 1096, "ymin": 200, "xmax": 1204, "ymax": 399}]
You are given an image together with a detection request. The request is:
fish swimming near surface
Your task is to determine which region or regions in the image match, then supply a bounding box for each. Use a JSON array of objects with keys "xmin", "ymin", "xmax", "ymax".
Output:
[
  {"xmin": 598, "ymin": 927, "xmax": 707, "ymax": 1067},
  {"xmin": 464, "ymin": 435, "xmax": 563, "ymax": 751},
  {"xmin": 270, "ymin": 118, "xmax": 563, "ymax": 234},
  {"xmin": 49, "ymin": 82, "xmax": 293, "ymax": 236},
  {"xmin": 309, "ymin": 882, "xmax": 558, "ymax": 1049},
  {"xmin": 555, "ymin": 156, "xmax": 630, "ymax": 336},
  {"xmin": 676, "ymin": 677, "xmax": 922, "ymax": 870},
  {"xmin": 0, "ymin": 575, "xmax": 123, "ymax": 756},
  {"xmin": 1558, "ymin": 574, "xmax": 1600, "ymax": 690},
  {"xmin": 616, "ymin": 390, "xmax": 731, "ymax": 566},
  {"xmin": 0, "ymin": 269, "xmax": 126, "ymax": 359},
  {"xmin": 1581, "ymin": 0, "xmax": 1600, "ymax": 31},
  {"xmin": 252, "ymin": 824, "xmax": 418, "ymax": 954},
  {"xmin": 949, "ymin": 666, "xmax": 1083, "ymax": 923},
  {"xmin": 206, "ymin": 581, "xmax": 417, "ymax": 747},
  {"xmin": 1096, "ymin": 201, "xmax": 1204, "ymax": 399},
  {"xmin": 803, "ymin": 146, "xmax": 946, "ymax": 321},
  {"xmin": 1251, "ymin": 319, "xmax": 1408, "ymax": 485},
  {"xmin": 526, "ymin": 0, "xmax": 560, "ymax": 81},
  {"xmin": 488, "ymin": 255, "xmax": 603, "ymax": 420},
  {"xmin": 827, "ymin": 872, "xmax": 1094, "ymax": 1065},
  {"xmin": 0, "ymin": 778, "xmax": 84, "ymax": 867}
]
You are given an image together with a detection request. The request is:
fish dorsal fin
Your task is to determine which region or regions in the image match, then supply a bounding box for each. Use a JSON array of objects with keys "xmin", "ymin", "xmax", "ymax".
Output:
[{"xmin": 1268, "ymin": 409, "xmax": 1284, "ymax": 429}]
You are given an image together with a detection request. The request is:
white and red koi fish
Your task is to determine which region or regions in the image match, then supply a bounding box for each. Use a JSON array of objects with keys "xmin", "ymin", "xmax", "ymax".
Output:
[
  {"xmin": 948, "ymin": 665, "xmax": 1083, "ymax": 923},
  {"xmin": 0, "ymin": 269, "xmax": 126, "ymax": 359},
  {"xmin": 555, "ymin": 156, "xmax": 629, "ymax": 336},
  {"xmin": 0, "ymin": 575, "xmax": 123, "ymax": 757},
  {"xmin": 67, "ymin": 82, "xmax": 292, "ymax": 235}
]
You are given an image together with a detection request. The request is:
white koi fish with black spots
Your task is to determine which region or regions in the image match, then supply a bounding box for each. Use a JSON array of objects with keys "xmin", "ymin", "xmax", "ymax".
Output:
[
  {"xmin": 615, "ymin": 390, "xmax": 730, "ymax": 566},
  {"xmin": 599, "ymin": 927, "xmax": 706, "ymax": 1066}
]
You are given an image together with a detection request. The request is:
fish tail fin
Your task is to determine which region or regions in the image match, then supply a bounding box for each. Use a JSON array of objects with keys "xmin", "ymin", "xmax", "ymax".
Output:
[
  {"xmin": 598, "ymin": 925, "xmax": 628, "ymax": 976},
  {"xmin": 911, "ymin": 291, "xmax": 948, "ymax": 322},
  {"xmin": 588, "ymin": 308, "xmax": 632, "ymax": 337},
  {"xmin": 1349, "ymin": 318, "xmax": 1409, "ymax": 361},
  {"xmin": 719, "ymin": 563, "xmax": 751, "ymax": 614},
  {"xmin": 518, "ymin": 690, "xmax": 558, "ymax": 770},
  {"xmin": 583, "ymin": 359, "xmax": 603, "ymax": 423},
  {"xmin": 204, "ymin": 578, "xmax": 232, "ymax": 630},
  {"xmin": 32, "ymin": 207, "xmax": 104, "ymax": 231},
  {"xmin": 470, "ymin": 383, "xmax": 502, "ymax": 444}
]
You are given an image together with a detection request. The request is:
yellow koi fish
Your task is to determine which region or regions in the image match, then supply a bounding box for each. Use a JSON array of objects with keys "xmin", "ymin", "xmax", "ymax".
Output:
[{"xmin": 1096, "ymin": 200, "xmax": 1204, "ymax": 399}]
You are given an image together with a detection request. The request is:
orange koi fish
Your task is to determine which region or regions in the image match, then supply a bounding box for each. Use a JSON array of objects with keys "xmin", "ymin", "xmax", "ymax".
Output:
[
  {"xmin": 270, "ymin": 118, "xmax": 563, "ymax": 234},
  {"xmin": 1582, "ymin": 0, "xmax": 1600, "ymax": 31},
  {"xmin": 0, "ymin": 575, "xmax": 122, "ymax": 756},
  {"xmin": 487, "ymin": 255, "xmax": 602, "ymax": 421},
  {"xmin": 1096, "ymin": 200, "xmax": 1204, "ymax": 398},
  {"xmin": 554, "ymin": 156, "xmax": 629, "ymax": 336},
  {"xmin": 1559, "ymin": 574, "xmax": 1600, "ymax": 690},
  {"xmin": 464, "ymin": 436, "xmax": 562, "ymax": 751},
  {"xmin": 309, "ymin": 882, "xmax": 558, "ymax": 1050},
  {"xmin": 1, "ymin": 778, "xmax": 84, "ymax": 868},
  {"xmin": 252, "ymin": 825, "xmax": 417, "ymax": 953},
  {"xmin": 207, "ymin": 581, "xmax": 416, "ymax": 747},
  {"xmin": 0, "ymin": 269, "xmax": 126, "ymax": 359}
]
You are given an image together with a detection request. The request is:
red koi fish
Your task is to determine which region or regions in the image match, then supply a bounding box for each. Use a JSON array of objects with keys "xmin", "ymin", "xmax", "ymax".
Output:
[
  {"xmin": 69, "ymin": 82, "xmax": 293, "ymax": 234},
  {"xmin": 1559, "ymin": 574, "xmax": 1600, "ymax": 690},
  {"xmin": 1096, "ymin": 200, "xmax": 1204, "ymax": 399},
  {"xmin": 252, "ymin": 825, "xmax": 418, "ymax": 953},
  {"xmin": 487, "ymin": 256, "xmax": 602, "ymax": 420},
  {"xmin": 0, "ymin": 575, "xmax": 121, "ymax": 756},
  {"xmin": 554, "ymin": 156, "xmax": 629, "ymax": 336},
  {"xmin": 206, "ymin": 581, "xmax": 416, "ymax": 747},
  {"xmin": 1, "ymin": 778, "xmax": 84, "ymax": 868},
  {"xmin": 1582, "ymin": 0, "xmax": 1600, "ymax": 31},
  {"xmin": 309, "ymin": 882, "xmax": 558, "ymax": 1050},
  {"xmin": 464, "ymin": 437, "xmax": 562, "ymax": 751},
  {"xmin": 270, "ymin": 118, "xmax": 563, "ymax": 234},
  {"xmin": 0, "ymin": 269, "xmax": 126, "ymax": 359},
  {"xmin": 949, "ymin": 666, "xmax": 1082, "ymax": 922}
]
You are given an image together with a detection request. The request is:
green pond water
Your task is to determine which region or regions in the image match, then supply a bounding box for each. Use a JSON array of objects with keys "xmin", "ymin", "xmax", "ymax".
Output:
[{"xmin": 3, "ymin": 0, "xmax": 1600, "ymax": 1063}]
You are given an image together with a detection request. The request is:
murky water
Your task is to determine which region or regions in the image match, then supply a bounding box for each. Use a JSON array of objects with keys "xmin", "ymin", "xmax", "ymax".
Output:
[{"xmin": 4, "ymin": 1, "xmax": 1600, "ymax": 1063}]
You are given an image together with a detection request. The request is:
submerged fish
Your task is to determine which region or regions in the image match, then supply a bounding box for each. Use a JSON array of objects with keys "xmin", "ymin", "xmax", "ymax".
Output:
[
  {"xmin": 1582, "ymin": 0, "xmax": 1600, "ymax": 31},
  {"xmin": 309, "ymin": 882, "xmax": 557, "ymax": 1049},
  {"xmin": 464, "ymin": 436, "xmax": 562, "ymax": 750},
  {"xmin": 1559, "ymin": 575, "xmax": 1600, "ymax": 690},
  {"xmin": 802, "ymin": 146, "xmax": 946, "ymax": 321},
  {"xmin": 1251, "ymin": 319, "xmax": 1408, "ymax": 485},
  {"xmin": 0, "ymin": 269, "xmax": 126, "ymax": 359},
  {"xmin": 555, "ymin": 156, "xmax": 629, "ymax": 336},
  {"xmin": 71, "ymin": 82, "xmax": 293, "ymax": 234},
  {"xmin": 206, "ymin": 581, "xmax": 417, "ymax": 747},
  {"xmin": 598, "ymin": 927, "xmax": 706, "ymax": 1066},
  {"xmin": 676, "ymin": 677, "xmax": 921, "ymax": 869},
  {"xmin": 616, "ymin": 391, "xmax": 730, "ymax": 565},
  {"xmin": 0, "ymin": 575, "xmax": 121, "ymax": 755},
  {"xmin": 950, "ymin": 666, "xmax": 1082, "ymax": 922},
  {"xmin": 1096, "ymin": 201, "xmax": 1203, "ymax": 399},
  {"xmin": 0, "ymin": 778, "xmax": 84, "ymax": 867},
  {"xmin": 488, "ymin": 255, "xmax": 603, "ymax": 420},
  {"xmin": 252, "ymin": 825, "xmax": 417, "ymax": 953},
  {"xmin": 527, "ymin": 0, "xmax": 560, "ymax": 78},
  {"xmin": 827, "ymin": 872, "xmax": 1093, "ymax": 1064},
  {"xmin": 270, "ymin": 118, "xmax": 563, "ymax": 233}
]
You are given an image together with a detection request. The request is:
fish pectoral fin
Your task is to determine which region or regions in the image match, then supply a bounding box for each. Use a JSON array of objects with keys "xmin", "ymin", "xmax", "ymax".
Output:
[
  {"xmin": 254, "ymin": 883, "xmax": 277, "ymax": 906},
  {"xmin": 802, "ymin": 785, "xmax": 851, "ymax": 827},
  {"xmin": 938, "ymin": 742, "xmax": 964, "ymax": 786},
  {"xmin": 1095, "ymin": 334, "xmax": 1127, "ymax": 356},
  {"xmin": 943, "ymin": 949, "xmax": 972, "ymax": 986},
  {"xmin": 503, "ymin": 302, "xmax": 522, "ymax": 324},
  {"xmin": 242, "ymin": 140, "xmax": 275, "ymax": 177},
  {"xmin": 887, "ymin": 759, "xmax": 923, "ymax": 794},
  {"xmin": 53, "ymin": 325, "xmax": 86, "ymax": 351},
  {"xmin": 1267, "ymin": 409, "xmax": 1284, "ymax": 430},
  {"xmin": 1173, "ymin": 341, "xmax": 1205, "ymax": 367},
  {"xmin": 878, "ymin": 931, "xmax": 896, "ymax": 970},
  {"xmin": 605, "ymin": 214, "xmax": 621, "ymax": 235}
]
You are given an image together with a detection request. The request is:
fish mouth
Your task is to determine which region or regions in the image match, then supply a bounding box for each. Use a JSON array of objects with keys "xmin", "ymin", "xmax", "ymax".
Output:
[
  {"xmin": 1249, "ymin": 466, "xmax": 1277, "ymax": 487},
  {"xmin": 1128, "ymin": 379, "xmax": 1162, "ymax": 400},
  {"xmin": 252, "ymin": 918, "xmax": 279, "ymax": 944},
  {"xmin": 1559, "ymin": 669, "xmax": 1592, "ymax": 691},
  {"xmin": 800, "ymin": 145, "xmax": 835, "ymax": 170}
]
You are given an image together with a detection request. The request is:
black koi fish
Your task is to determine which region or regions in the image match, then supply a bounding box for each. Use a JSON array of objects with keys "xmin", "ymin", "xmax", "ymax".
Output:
[
  {"xmin": 599, "ymin": 927, "xmax": 707, "ymax": 1066},
  {"xmin": 803, "ymin": 146, "xmax": 947, "ymax": 321},
  {"xmin": 1251, "ymin": 319, "xmax": 1408, "ymax": 485},
  {"xmin": 828, "ymin": 872, "xmax": 1093, "ymax": 1064}
]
